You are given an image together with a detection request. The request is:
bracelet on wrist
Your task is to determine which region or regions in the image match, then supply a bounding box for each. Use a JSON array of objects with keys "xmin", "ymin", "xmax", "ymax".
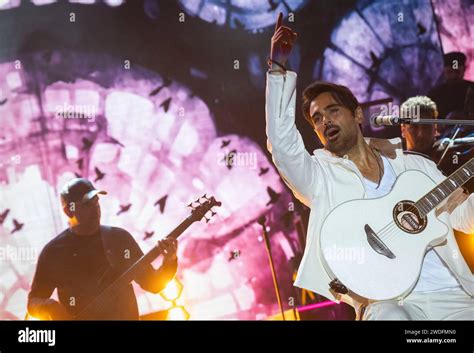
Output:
[{"xmin": 267, "ymin": 58, "xmax": 287, "ymax": 73}]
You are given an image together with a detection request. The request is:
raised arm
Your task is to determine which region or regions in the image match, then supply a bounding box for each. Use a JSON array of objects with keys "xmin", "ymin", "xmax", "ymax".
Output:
[{"xmin": 266, "ymin": 13, "xmax": 323, "ymax": 206}]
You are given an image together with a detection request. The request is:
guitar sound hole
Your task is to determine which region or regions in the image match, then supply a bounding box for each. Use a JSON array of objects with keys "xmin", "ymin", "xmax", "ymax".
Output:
[{"xmin": 393, "ymin": 200, "xmax": 427, "ymax": 234}]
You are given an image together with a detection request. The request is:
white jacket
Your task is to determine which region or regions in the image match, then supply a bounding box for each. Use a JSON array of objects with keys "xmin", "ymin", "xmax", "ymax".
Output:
[{"xmin": 265, "ymin": 70, "xmax": 474, "ymax": 311}]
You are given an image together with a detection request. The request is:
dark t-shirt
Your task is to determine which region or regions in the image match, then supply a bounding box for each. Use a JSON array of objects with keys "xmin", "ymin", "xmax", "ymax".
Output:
[{"xmin": 28, "ymin": 226, "xmax": 177, "ymax": 320}]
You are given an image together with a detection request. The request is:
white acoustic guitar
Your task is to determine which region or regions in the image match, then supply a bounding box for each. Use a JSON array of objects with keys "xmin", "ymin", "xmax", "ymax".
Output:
[{"xmin": 320, "ymin": 158, "xmax": 473, "ymax": 301}]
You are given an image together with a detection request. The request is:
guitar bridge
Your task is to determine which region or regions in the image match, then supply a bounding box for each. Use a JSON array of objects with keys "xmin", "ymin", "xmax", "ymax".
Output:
[{"xmin": 364, "ymin": 224, "xmax": 396, "ymax": 259}]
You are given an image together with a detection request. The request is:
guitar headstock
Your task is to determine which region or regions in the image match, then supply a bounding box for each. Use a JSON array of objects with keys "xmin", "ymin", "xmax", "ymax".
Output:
[{"xmin": 188, "ymin": 194, "xmax": 222, "ymax": 223}]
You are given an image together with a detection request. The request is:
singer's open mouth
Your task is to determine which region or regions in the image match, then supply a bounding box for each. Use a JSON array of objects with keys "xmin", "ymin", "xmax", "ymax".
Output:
[{"xmin": 325, "ymin": 127, "xmax": 340, "ymax": 141}]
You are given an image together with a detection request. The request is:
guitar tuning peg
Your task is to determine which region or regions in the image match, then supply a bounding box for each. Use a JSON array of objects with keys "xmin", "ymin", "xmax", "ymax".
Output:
[
  {"xmin": 187, "ymin": 202, "xmax": 193, "ymax": 208},
  {"xmin": 211, "ymin": 211, "xmax": 216, "ymax": 217},
  {"xmin": 205, "ymin": 216, "xmax": 210, "ymax": 223}
]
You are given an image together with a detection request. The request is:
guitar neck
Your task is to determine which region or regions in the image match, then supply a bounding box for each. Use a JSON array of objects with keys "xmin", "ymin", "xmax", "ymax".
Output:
[
  {"xmin": 76, "ymin": 215, "xmax": 195, "ymax": 319},
  {"xmin": 415, "ymin": 158, "xmax": 473, "ymax": 215},
  {"xmin": 137, "ymin": 216, "xmax": 193, "ymax": 267}
]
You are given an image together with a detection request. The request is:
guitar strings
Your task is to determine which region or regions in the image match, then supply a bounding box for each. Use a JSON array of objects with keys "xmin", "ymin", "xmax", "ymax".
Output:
[
  {"xmin": 373, "ymin": 160, "xmax": 472, "ymax": 245},
  {"xmin": 378, "ymin": 169, "xmax": 469, "ymax": 243}
]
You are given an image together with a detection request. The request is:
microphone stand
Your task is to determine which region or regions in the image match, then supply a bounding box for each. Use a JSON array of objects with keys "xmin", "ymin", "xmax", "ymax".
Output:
[
  {"xmin": 403, "ymin": 119, "xmax": 474, "ymax": 126},
  {"xmin": 370, "ymin": 114, "xmax": 474, "ymax": 166},
  {"xmin": 371, "ymin": 116, "xmax": 474, "ymax": 126},
  {"xmin": 258, "ymin": 216, "xmax": 286, "ymax": 320}
]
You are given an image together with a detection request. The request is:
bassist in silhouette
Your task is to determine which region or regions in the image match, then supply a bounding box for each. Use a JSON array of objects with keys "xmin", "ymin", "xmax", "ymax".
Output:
[{"xmin": 27, "ymin": 178, "xmax": 178, "ymax": 320}]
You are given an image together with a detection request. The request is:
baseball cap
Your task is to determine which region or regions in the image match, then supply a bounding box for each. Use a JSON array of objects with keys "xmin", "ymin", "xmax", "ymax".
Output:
[{"xmin": 60, "ymin": 178, "xmax": 107, "ymax": 207}]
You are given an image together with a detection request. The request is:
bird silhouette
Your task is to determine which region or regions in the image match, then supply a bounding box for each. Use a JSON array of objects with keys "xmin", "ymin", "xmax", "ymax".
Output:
[
  {"xmin": 94, "ymin": 167, "xmax": 105, "ymax": 182},
  {"xmin": 228, "ymin": 249, "xmax": 241, "ymax": 262},
  {"xmin": 11, "ymin": 219, "xmax": 24, "ymax": 234},
  {"xmin": 76, "ymin": 158, "xmax": 84, "ymax": 170},
  {"xmin": 266, "ymin": 186, "xmax": 281, "ymax": 206},
  {"xmin": 220, "ymin": 139, "xmax": 231, "ymax": 148},
  {"xmin": 160, "ymin": 97, "xmax": 172, "ymax": 113},
  {"xmin": 81, "ymin": 137, "xmax": 93, "ymax": 151},
  {"xmin": 0, "ymin": 209, "xmax": 10, "ymax": 225},
  {"xmin": 259, "ymin": 167, "xmax": 269, "ymax": 176},
  {"xmin": 117, "ymin": 203, "xmax": 132, "ymax": 216},
  {"xmin": 417, "ymin": 23, "xmax": 426, "ymax": 35},
  {"xmin": 149, "ymin": 77, "xmax": 172, "ymax": 96},
  {"xmin": 154, "ymin": 195, "xmax": 168, "ymax": 213},
  {"xmin": 143, "ymin": 231, "xmax": 155, "ymax": 240}
]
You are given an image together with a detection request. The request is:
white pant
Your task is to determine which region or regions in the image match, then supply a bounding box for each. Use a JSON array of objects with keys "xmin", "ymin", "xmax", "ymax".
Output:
[{"xmin": 362, "ymin": 289, "xmax": 474, "ymax": 320}]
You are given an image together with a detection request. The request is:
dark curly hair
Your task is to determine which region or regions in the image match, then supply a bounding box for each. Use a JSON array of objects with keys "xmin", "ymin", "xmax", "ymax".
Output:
[{"xmin": 302, "ymin": 81, "xmax": 359, "ymax": 127}]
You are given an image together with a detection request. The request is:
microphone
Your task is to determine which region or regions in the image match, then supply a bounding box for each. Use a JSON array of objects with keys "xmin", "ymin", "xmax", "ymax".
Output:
[
  {"xmin": 370, "ymin": 113, "xmax": 474, "ymax": 127},
  {"xmin": 370, "ymin": 114, "xmax": 410, "ymax": 127}
]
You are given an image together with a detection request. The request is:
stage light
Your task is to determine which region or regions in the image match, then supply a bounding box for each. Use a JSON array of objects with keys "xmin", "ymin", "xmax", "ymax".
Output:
[
  {"xmin": 24, "ymin": 313, "xmax": 42, "ymax": 321},
  {"xmin": 266, "ymin": 308, "xmax": 300, "ymax": 321},
  {"xmin": 69, "ymin": 0, "xmax": 96, "ymax": 4},
  {"xmin": 0, "ymin": 0, "xmax": 20, "ymax": 10},
  {"xmin": 104, "ymin": 0, "xmax": 124, "ymax": 6},
  {"xmin": 160, "ymin": 278, "xmax": 183, "ymax": 302},
  {"xmin": 297, "ymin": 300, "xmax": 339, "ymax": 312},
  {"xmin": 167, "ymin": 306, "xmax": 190, "ymax": 321},
  {"xmin": 160, "ymin": 279, "xmax": 190, "ymax": 320}
]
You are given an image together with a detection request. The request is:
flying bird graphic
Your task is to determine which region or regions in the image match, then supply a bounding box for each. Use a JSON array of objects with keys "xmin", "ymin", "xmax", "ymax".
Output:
[
  {"xmin": 117, "ymin": 203, "xmax": 132, "ymax": 216},
  {"xmin": 94, "ymin": 167, "xmax": 105, "ymax": 182},
  {"xmin": 266, "ymin": 186, "xmax": 281, "ymax": 206},
  {"xmin": 154, "ymin": 195, "xmax": 168, "ymax": 214},
  {"xmin": 11, "ymin": 219, "xmax": 24, "ymax": 234}
]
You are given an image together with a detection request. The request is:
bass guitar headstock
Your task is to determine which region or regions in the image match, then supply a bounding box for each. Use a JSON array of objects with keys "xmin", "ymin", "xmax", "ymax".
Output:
[{"xmin": 188, "ymin": 194, "xmax": 222, "ymax": 223}]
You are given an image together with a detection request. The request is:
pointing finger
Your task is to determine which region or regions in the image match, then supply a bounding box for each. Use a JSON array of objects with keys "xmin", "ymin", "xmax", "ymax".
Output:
[{"xmin": 275, "ymin": 12, "xmax": 283, "ymax": 32}]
